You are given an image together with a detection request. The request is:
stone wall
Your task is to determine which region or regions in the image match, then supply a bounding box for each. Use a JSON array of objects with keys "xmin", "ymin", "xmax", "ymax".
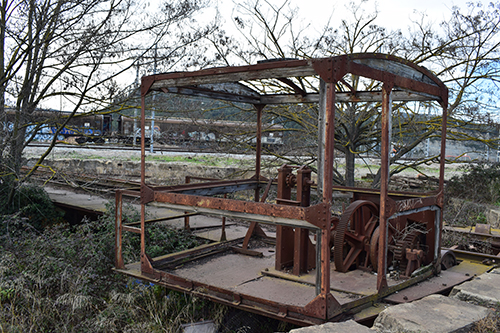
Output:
[{"xmin": 26, "ymin": 158, "xmax": 250, "ymax": 185}]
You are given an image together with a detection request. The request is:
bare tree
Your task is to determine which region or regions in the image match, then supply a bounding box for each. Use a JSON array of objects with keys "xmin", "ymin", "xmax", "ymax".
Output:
[
  {"xmin": 209, "ymin": 0, "xmax": 500, "ymax": 187},
  {"xmin": 0, "ymin": 0, "xmax": 213, "ymax": 206}
]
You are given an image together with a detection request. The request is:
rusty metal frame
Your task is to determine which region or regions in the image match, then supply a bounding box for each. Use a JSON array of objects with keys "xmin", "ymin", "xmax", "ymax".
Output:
[{"xmin": 115, "ymin": 53, "xmax": 448, "ymax": 324}]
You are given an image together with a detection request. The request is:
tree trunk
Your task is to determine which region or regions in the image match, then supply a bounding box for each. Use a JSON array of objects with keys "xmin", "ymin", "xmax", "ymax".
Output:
[
  {"xmin": 6, "ymin": 110, "xmax": 26, "ymax": 208},
  {"xmin": 345, "ymin": 149, "xmax": 355, "ymax": 187}
]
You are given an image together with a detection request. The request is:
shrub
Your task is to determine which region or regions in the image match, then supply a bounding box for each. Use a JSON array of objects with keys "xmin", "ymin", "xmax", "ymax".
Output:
[
  {"xmin": 446, "ymin": 163, "xmax": 500, "ymax": 204},
  {"xmin": 0, "ymin": 179, "xmax": 64, "ymax": 230}
]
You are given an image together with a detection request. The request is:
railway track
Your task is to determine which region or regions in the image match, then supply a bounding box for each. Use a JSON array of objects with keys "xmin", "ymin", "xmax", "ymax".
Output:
[{"xmin": 27, "ymin": 142, "xmax": 213, "ymax": 153}]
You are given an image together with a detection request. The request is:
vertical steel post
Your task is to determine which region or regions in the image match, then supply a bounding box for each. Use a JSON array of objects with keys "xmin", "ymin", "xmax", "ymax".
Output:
[
  {"xmin": 115, "ymin": 190, "xmax": 124, "ymax": 269},
  {"xmin": 437, "ymin": 97, "xmax": 448, "ymax": 268},
  {"xmin": 184, "ymin": 176, "xmax": 191, "ymax": 231},
  {"xmin": 140, "ymin": 92, "xmax": 147, "ymax": 270},
  {"xmin": 254, "ymin": 104, "xmax": 264, "ymax": 201},
  {"xmin": 317, "ymin": 80, "xmax": 326, "ymax": 198},
  {"xmin": 221, "ymin": 194, "xmax": 227, "ymax": 241},
  {"xmin": 377, "ymin": 82, "xmax": 393, "ymax": 291},
  {"xmin": 294, "ymin": 166, "xmax": 312, "ymax": 275},
  {"xmin": 438, "ymin": 103, "xmax": 448, "ymax": 194},
  {"xmin": 320, "ymin": 81, "xmax": 335, "ymax": 295},
  {"xmin": 275, "ymin": 165, "xmax": 294, "ymax": 270}
]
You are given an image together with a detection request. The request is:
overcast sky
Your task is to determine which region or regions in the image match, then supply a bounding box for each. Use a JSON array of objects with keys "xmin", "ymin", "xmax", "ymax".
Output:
[{"xmin": 217, "ymin": 0, "xmax": 474, "ymax": 32}]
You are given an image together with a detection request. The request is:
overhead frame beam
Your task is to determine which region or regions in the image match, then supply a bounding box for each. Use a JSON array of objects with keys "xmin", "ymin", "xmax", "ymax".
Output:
[{"xmin": 159, "ymin": 87, "xmax": 440, "ymax": 105}]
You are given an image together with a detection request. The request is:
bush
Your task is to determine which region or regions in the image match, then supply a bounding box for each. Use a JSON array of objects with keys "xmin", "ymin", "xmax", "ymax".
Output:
[
  {"xmin": 446, "ymin": 163, "xmax": 500, "ymax": 204},
  {"xmin": 0, "ymin": 179, "xmax": 64, "ymax": 229}
]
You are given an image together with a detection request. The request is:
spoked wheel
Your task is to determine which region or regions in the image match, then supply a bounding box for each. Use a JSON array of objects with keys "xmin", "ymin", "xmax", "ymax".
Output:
[
  {"xmin": 369, "ymin": 225, "xmax": 396, "ymax": 272},
  {"xmin": 334, "ymin": 200, "xmax": 379, "ymax": 272}
]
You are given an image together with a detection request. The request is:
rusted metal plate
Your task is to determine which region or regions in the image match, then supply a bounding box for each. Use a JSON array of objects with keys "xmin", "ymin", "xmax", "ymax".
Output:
[
  {"xmin": 475, "ymin": 224, "xmax": 492, "ymax": 234},
  {"xmin": 173, "ymin": 252, "xmax": 275, "ymax": 289},
  {"xmin": 263, "ymin": 266, "xmax": 401, "ymax": 297},
  {"xmin": 162, "ymin": 83, "xmax": 261, "ymax": 104},
  {"xmin": 235, "ymin": 276, "xmax": 316, "ymax": 307},
  {"xmin": 383, "ymin": 270, "xmax": 473, "ymax": 304},
  {"xmin": 351, "ymin": 58, "xmax": 439, "ymax": 87},
  {"xmin": 149, "ymin": 60, "xmax": 314, "ymax": 91}
]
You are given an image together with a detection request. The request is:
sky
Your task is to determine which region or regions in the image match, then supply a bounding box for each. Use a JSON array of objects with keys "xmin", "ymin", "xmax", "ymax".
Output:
[{"xmin": 216, "ymin": 0, "xmax": 473, "ymax": 32}]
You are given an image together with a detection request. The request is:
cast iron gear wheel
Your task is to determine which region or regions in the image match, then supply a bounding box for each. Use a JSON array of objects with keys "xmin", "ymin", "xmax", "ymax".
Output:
[
  {"xmin": 334, "ymin": 200, "xmax": 379, "ymax": 272},
  {"xmin": 393, "ymin": 229, "xmax": 421, "ymax": 273}
]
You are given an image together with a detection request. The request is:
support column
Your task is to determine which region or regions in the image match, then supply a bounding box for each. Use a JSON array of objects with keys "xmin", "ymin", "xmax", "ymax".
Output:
[
  {"xmin": 377, "ymin": 82, "xmax": 393, "ymax": 292},
  {"xmin": 254, "ymin": 104, "xmax": 264, "ymax": 201},
  {"xmin": 275, "ymin": 165, "xmax": 294, "ymax": 270},
  {"xmin": 320, "ymin": 81, "xmax": 335, "ymax": 296},
  {"xmin": 293, "ymin": 166, "xmax": 315, "ymax": 275},
  {"xmin": 115, "ymin": 190, "xmax": 124, "ymax": 269}
]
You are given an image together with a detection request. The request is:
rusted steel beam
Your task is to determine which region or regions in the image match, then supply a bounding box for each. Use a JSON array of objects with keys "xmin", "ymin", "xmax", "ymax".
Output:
[
  {"xmin": 184, "ymin": 176, "xmax": 191, "ymax": 230},
  {"xmin": 139, "ymin": 92, "xmax": 151, "ymax": 274},
  {"xmin": 154, "ymin": 190, "xmax": 324, "ymax": 225},
  {"xmin": 293, "ymin": 166, "xmax": 315, "ymax": 275},
  {"xmin": 150, "ymin": 269, "xmax": 327, "ymax": 325},
  {"xmin": 143, "ymin": 54, "xmax": 446, "ymax": 102},
  {"xmin": 148, "ymin": 59, "xmax": 312, "ymax": 90},
  {"xmin": 119, "ymin": 189, "xmax": 142, "ymax": 197},
  {"xmin": 125, "ymin": 212, "xmax": 199, "ymax": 227},
  {"xmin": 122, "ymin": 225, "xmax": 141, "ymax": 234},
  {"xmin": 319, "ymin": 81, "xmax": 336, "ymax": 298},
  {"xmin": 153, "ymin": 238, "xmax": 244, "ymax": 269},
  {"xmin": 153, "ymin": 200, "xmax": 323, "ymax": 230},
  {"xmin": 221, "ymin": 193, "xmax": 227, "ymax": 241},
  {"xmin": 275, "ymin": 165, "xmax": 294, "ymax": 270},
  {"xmin": 332, "ymin": 184, "xmax": 438, "ymax": 198},
  {"xmin": 115, "ymin": 190, "xmax": 124, "ymax": 269},
  {"xmin": 146, "ymin": 179, "xmax": 259, "ymax": 193},
  {"xmin": 161, "ymin": 85, "xmax": 261, "ymax": 104},
  {"xmin": 347, "ymin": 61, "xmax": 443, "ymax": 99},
  {"xmin": 377, "ymin": 82, "xmax": 393, "ymax": 292},
  {"xmin": 437, "ymin": 98, "xmax": 449, "ymax": 259},
  {"xmin": 242, "ymin": 177, "xmax": 275, "ymax": 249},
  {"xmin": 394, "ymin": 196, "xmax": 439, "ymax": 213},
  {"xmin": 231, "ymin": 246, "xmax": 263, "ymax": 257},
  {"xmin": 260, "ymin": 90, "xmax": 440, "ymax": 105},
  {"xmin": 255, "ymin": 104, "xmax": 264, "ymax": 201},
  {"xmin": 173, "ymin": 183, "xmax": 258, "ymax": 196}
]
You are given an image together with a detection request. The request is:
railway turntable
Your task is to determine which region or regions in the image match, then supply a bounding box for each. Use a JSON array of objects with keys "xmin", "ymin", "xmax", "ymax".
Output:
[{"xmin": 114, "ymin": 53, "xmax": 454, "ymax": 326}]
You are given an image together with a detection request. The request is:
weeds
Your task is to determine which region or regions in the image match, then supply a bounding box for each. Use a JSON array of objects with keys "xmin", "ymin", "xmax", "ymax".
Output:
[
  {"xmin": 472, "ymin": 311, "xmax": 500, "ymax": 333},
  {"xmin": 0, "ymin": 202, "xmax": 221, "ymax": 332}
]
